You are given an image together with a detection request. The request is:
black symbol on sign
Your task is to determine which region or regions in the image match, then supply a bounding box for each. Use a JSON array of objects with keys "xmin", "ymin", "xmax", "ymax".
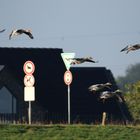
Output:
[
  {"xmin": 27, "ymin": 65, "xmax": 31, "ymax": 69},
  {"xmin": 27, "ymin": 77, "xmax": 31, "ymax": 82}
]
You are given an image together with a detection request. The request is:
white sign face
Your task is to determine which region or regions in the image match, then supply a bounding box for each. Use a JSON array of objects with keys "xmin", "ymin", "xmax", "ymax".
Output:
[
  {"xmin": 24, "ymin": 86, "xmax": 35, "ymax": 101},
  {"xmin": 24, "ymin": 75, "xmax": 35, "ymax": 87},
  {"xmin": 23, "ymin": 60, "xmax": 35, "ymax": 75},
  {"xmin": 61, "ymin": 53, "xmax": 75, "ymax": 70},
  {"xmin": 64, "ymin": 70, "xmax": 73, "ymax": 85}
]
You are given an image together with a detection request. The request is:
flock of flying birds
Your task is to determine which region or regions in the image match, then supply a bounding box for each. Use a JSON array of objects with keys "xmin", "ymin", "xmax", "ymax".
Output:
[
  {"xmin": 88, "ymin": 82, "xmax": 123, "ymax": 103},
  {"xmin": 0, "ymin": 27, "xmax": 140, "ymax": 55},
  {"xmin": 0, "ymin": 27, "xmax": 140, "ymax": 103},
  {"xmin": 0, "ymin": 28, "xmax": 140, "ymax": 54}
]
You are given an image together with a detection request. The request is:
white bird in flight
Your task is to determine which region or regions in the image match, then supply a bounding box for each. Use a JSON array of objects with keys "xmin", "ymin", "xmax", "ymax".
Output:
[
  {"xmin": 120, "ymin": 44, "xmax": 140, "ymax": 54},
  {"xmin": 66, "ymin": 57, "xmax": 98, "ymax": 65},
  {"xmin": 88, "ymin": 82, "xmax": 112, "ymax": 93},
  {"xmin": 100, "ymin": 89, "xmax": 123, "ymax": 103},
  {"xmin": 9, "ymin": 29, "xmax": 34, "ymax": 40}
]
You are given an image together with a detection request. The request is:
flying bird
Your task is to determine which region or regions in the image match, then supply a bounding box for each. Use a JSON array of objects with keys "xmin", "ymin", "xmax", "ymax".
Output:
[
  {"xmin": 88, "ymin": 82, "xmax": 112, "ymax": 93},
  {"xmin": 99, "ymin": 89, "xmax": 123, "ymax": 103},
  {"xmin": 9, "ymin": 29, "xmax": 34, "ymax": 40},
  {"xmin": 120, "ymin": 44, "xmax": 140, "ymax": 54},
  {"xmin": 66, "ymin": 57, "xmax": 98, "ymax": 65}
]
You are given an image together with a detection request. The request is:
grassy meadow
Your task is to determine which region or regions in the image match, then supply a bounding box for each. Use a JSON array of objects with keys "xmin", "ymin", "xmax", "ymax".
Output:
[{"xmin": 0, "ymin": 124, "xmax": 140, "ymax": 140}]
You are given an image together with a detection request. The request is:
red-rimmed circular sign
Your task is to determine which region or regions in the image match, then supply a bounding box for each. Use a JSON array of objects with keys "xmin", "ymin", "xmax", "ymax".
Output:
[
  {"xmin": 24, "ymin": 74, "xmax": 35, "ymax": 87},
  {"xmin": 64, "ymin": 70, "xmax": 72, "ymax": 85},
  {"xmin": 23, "ymin": 60, "xmax": 35, "ymax": 75}
]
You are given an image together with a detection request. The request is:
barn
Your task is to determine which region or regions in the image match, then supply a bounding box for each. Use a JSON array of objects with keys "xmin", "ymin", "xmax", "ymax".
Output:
[{"xmin": 0, "ymin": 47, "xmax": 132, "ymax": 124}]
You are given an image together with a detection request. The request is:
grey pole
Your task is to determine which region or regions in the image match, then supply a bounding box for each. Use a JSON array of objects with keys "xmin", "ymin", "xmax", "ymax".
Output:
[
  {"xmin": 68, "ymin": 84, "xmax": 70, "ymax": 124},
  {"xmin": 28, "ymin": 101, "xmax": 31, "ymax": 125}
]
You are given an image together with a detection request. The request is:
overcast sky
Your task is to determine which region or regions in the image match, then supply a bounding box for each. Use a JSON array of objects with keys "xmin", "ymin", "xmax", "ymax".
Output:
[{"xmin": 0, "ymin": 0, "xmax": 140, "ymax": 77}]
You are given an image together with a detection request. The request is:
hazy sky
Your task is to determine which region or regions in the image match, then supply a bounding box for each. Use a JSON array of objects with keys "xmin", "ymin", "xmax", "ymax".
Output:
[{"xmin": 1, "ymin": 0, "xmax": 140, "ymax": 77}]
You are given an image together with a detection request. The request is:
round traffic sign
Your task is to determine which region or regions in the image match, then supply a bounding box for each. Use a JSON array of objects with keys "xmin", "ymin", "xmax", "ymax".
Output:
[
  {"xmin": 24, "ymin": 74, "xmax": 35, "ymax": 87},
  {"xmin": 64, "ymin": 70, "xmax": 72, "ymax": 85},
  {"xmin": 23, "ymin": 60, "xmax": 35, "ymax": 75}
]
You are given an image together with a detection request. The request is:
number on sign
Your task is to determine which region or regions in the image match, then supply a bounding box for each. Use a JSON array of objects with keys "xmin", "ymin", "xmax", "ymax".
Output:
[{"xmin": 64, "ymin": 70, "xmax": 72, "ymax": 85}]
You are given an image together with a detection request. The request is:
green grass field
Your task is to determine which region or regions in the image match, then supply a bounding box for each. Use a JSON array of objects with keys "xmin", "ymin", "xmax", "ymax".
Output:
[{"xmin": 0, "ymin": 124, "xmax": 140, "ymax": 140}]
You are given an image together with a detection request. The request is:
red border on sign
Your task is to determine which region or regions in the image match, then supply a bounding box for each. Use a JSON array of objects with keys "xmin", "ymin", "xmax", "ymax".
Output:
[
  {"xmin": 23, "ymin": 60, "xmax": 35, "ymax": 75},
  {"xmin": 64, "ymin": 70, "xmax": 73, "ymax": 85},
  {"xmin": 24, "ymin": 74, "xmax": 35, "ymax": 87}
]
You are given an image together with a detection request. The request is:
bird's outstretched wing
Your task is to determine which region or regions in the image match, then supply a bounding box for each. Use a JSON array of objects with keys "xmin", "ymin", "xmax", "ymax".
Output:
[
  {"xmin": 115, "ymin": 94, "xmax": 123, "ymax": 102},
  {"xmin": 9, "ymin": 30, "xmax": 15, "ymax": 40},
  {"xmin": 69, "ymin": 58, "xmax": 83, "ymax": 65},
  {"xmin": 104, "ymin": 82, "xmax": 112, "ymax": 89},
  {"xmin": 120, "ymin": 46, "xmax": 128, "ymax": 52},
  {"xmin": 0, "ymin": 29, "xmax": 6, "ymax": 33},
  {"xmin": 85, "ymin": 57, "xmax": 99, "ymax": 63},
  {"xmin": 99, "ymin": 91, "xmax": 111, "ymax": 100},
  {"xmin": 88, "ymin": 84, "xmax": 99, "ymax": 92},
  {"xmin": 24, "ymin": 31, "xmax": 34, "ymax": 39},
  {"xmin": 85, "ymin": 59, "xmax": 97, "ymax": 63}
]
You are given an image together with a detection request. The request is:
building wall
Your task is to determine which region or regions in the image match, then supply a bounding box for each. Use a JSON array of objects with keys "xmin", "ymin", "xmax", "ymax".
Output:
[
  {"xmin": 0, "ymin": 86, "xmax": 16, "ymax": 113},
  {"xmin": 0, "ymin": 47, "xmax": 132, "ymax": 123}
]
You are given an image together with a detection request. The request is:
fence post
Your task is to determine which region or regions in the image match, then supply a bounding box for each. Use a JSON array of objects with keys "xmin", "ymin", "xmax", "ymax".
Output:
[{"xmin": 102, "ymin": 112, "xmax": 106, "ymax": 126}]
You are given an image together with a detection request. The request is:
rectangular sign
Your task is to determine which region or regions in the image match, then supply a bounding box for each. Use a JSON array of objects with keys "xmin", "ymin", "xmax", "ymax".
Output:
[{"xmin": 24, "ymin": 86, "xmax": 35, "ymax": 101}]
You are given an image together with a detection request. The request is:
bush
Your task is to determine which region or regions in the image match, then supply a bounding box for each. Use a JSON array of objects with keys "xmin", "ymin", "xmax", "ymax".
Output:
[{"xmin": 124, "ymin": 81, "xmax": 140, "ymax": 123}]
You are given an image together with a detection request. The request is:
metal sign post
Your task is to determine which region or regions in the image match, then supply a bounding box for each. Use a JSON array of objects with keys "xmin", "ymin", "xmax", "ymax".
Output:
[
  {"xmin": 28, "ymin": 101, "xmax": 31, "ymax": 125},
  {"xmin": 64, "ymin": 70, "xmax": 73, "ymax": 124},
  {"xmin": 61, "ymin": 53, "xmax": 75, "ymax": 124},
  {"xmin": 23, "ymin": 60, "xmax": 35, "ymax": 125},
  {"xmin": 68, "ymin": 84, "xmax": 70, "ymax": 124},
  {"xmin": 24, "ymin": 86, "xmax": 35, "ymax": 124}
]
